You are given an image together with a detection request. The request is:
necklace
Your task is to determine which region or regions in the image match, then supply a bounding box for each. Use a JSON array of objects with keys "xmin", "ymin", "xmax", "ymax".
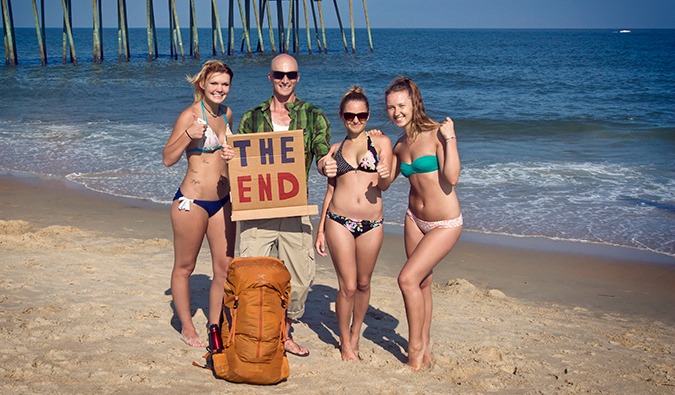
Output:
[{"xmin": 202, "ymin": 101, "xmax": 220, "ymax": 117}]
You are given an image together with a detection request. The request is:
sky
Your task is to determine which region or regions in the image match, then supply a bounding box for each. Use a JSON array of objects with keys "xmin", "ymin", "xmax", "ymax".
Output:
[{"xmin": 5, "ymin": 0, "xmax": 675, "ymax": 29}]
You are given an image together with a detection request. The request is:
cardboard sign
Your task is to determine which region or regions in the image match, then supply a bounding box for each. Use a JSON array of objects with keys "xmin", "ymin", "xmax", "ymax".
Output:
[{"xmin": 227, "ymin": 129, "xmax": 318, "ymax": 221}]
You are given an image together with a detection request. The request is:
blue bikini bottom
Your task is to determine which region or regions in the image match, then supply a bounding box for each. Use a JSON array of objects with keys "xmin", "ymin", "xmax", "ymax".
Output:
[{"xmin": 173, "ymin": 188, "xmax": 230, "ymax": 217}]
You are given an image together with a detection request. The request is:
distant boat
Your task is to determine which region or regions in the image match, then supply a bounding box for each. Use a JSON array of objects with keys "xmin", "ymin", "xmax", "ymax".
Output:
[{"xmin": 619, "ymin": 29, "xmax": 631, "ymax": 33}]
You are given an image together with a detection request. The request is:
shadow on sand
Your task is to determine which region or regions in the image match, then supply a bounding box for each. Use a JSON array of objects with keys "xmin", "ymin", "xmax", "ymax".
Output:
[
  {"xmin": 301, "ymin": 283, "xmax": 408, "ymax": 363},
  {"xmin": 164, "ymin": 274, "xmax": 212, "ymax": 333}
]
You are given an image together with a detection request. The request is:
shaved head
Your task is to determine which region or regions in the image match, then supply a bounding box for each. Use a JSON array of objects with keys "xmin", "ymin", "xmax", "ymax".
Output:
[
  {"xmin": 269, "ymin": 54, "xmax": 300, "ymax": 101},
  {"xmin": 271, "ymin": 54, "xmax": 298, "ymax": 72}
]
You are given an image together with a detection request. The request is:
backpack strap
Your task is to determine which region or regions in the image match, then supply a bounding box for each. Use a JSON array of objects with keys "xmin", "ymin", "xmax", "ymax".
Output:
[
  {"xmin": 280, "ymin": 298, "xmax": 288, "ymax": 342},
  {"xmin": 192, "ymin": 351, "xmax": 213, "ymax": 370},
  {"xmin": 226, "ymin": 296, "xmax": 239, "ymax": 346}
]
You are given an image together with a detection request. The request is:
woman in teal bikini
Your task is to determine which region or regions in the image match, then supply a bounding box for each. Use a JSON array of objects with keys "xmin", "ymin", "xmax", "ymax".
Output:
[
  {"xmin": 162, "ymin": 60, "xmax": 236, "ymax": 348},
  {"xmin": 315, "ymin": 86, "xmax": 392, "ymax": 361},
  {"xmin": 384, "ymin": 76, "xmax": 462, "ymax": 371}
]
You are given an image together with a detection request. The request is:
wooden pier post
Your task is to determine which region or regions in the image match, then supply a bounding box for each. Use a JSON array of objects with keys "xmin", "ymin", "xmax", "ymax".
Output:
[
  {"xmin": 32, "ymin": 0, "xmax": 46, "ymax": 65},
  {"xmin": 122, "ymin": 0, "xmax": 130, "ymax": 61},
  {"xmin": 309, "ymin": 0, "xmax": 322, "ymax": 53},
  {"xmin": 309, "ymin": 0, "xmax": 322, "ymax": 52},
  {"xmin": 237, "ymin": 0, "xmax": 252, "ymax": 55},
  {"xmin": 316, "ymin": 0, "xmax": 327, "ymax": 53},
  {"xmin": 293, "ymin": 0, "xmax": 300, "ymax": 53},
  {"xmin": 40, "ymin": 0, "xmax": 46, "ymax": 59},
  {"xmin": 362, "ymin": 0, "xmax": 372, "ymax": 52},
  {"xmin": 332, "ymin": 0, "xmax": 347, "ymax": 52},
  {"xmin": 251, "ymin": 0, "xmax": 265, "ymax": 53},
  {"xmin": 348, "ymin": 0, "xmax": 354, "ymax": 53},
  {"xmin": 116, "ymin": 3, "xmax": 121, "ymax": 59},
  {"xmin": 92, "ymin": 0, "xmax": 102, "ymax": 63},
  {"xmin": 264, "ymin": 0, "xmax": 276, "ymax": 54},
  {"xmin": 146, "ymin": 0, "xmax": 158, "ymax": 60},
  {"xmin": 239, "ymin": 0, "xmax": 249, "ymax": 52},
  {"xmin": 61, "ymin": 0, "xmax": 77, "ymax": 65},
  {"xmin": 302, "ymin": 0, "xmax": 311, "ymax": 54},
  {"xmin": 285, "ymin": 0, "xmax": 293, "ymax": 53},
  {"xmin": 227, "ymin": 0, "xmax": 234, "ymax": 55},
  {"xmin": 189, "ymin": 0, "xmax": 199, "ymax": 58},
  {"xmin": 168, "ymin": 0, "xmax": 174, "ymax": 58},
  {"xmin": 275, "ymin": 0, "xmax": 284, "ymax": 53},
  {"xmin": 211, "ymin": 0, "xmax": 225, "ymax": 56},
  {"xmin": 2, "ymin": 0, "xmax": 17, "ymax": 65},
  {"xmin": 117, "ymin": 0, "xmax": 130, "ymax": 61},
  {"xmin": 62, "ymin": 0, "xmax": 68, "ymax": 63},
  {"xmin": 61, "ymin": 2, "xmax": 68, "ymax": 64},
  {"xmin": 170, "ymin": 0, "xmax": 185, "ymax": 60}
]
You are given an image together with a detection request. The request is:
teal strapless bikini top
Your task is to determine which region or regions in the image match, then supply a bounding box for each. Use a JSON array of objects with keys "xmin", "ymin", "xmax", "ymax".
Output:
[{"xmin": 400, "ymin": 155, "xmax": 439, "ymax": 178}]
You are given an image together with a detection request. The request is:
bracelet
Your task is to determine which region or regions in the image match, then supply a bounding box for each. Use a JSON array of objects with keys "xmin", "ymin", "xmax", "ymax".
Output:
[
  {"xmin": 445, "ymin": 136, "xmax": 456, "ymax": 141},
  {"xmin": 185, "ymin": 129, "xmax": 192, "ymax": 139}
]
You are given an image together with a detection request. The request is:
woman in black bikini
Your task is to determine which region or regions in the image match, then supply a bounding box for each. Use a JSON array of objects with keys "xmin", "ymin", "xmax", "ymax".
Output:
[
  {"xmin": 162, "ymin": 60, "xmax": 236, "ymax": 348},
  {"xmin": 315, "ymin": 86, "xmax": 392, "ymax": 361}
]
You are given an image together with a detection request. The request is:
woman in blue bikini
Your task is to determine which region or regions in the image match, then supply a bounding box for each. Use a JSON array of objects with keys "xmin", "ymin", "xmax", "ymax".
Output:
[
  {"xmin": 162, "ymin": 60, "xmax": 236, "ymax": 348},
  {"xmin": 384, "ymin": 76, "xmax": 462, "ymax": 371},
  {"xmin": 315, "ymin": 86, "xmax": 392, "ymax": 361}
]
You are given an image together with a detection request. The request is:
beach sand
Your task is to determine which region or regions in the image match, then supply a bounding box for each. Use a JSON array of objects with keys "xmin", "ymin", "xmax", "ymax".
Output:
[{"xmin": 1, "ymin": 173, "xmax": 673, "ymax": 394}]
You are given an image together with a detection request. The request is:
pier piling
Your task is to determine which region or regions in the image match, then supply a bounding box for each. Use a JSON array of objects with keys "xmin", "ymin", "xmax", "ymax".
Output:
[
  {"xmin": 60, "ymin": 0, "xmax": 77, "ymax": 65},
  {"xmin": 332, "ymin": 0, "xmax": 348, "ymax": 52},
  {"xmin": 211, "ymin": 0, "xmax": 225, "ymax": 56},
  {"xmin": 32, "ymin": 0, "xmax": 46, "ymax": 65},
  {"xmin": 146, "ymin": 0, "xmax": 158, "ymax": 60},
  {"xmin": 1, "ymin": 0, "xmax": 374, "ymax": 65},
  {"xmin": 190, "ymin": 0, "xmax": 199, "ymax": 58}
]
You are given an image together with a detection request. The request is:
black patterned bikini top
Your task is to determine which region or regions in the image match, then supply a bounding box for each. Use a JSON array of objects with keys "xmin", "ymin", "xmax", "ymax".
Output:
[{"xmin": 335, "ymin": 135, "xmax": 379, "ymax": 177}]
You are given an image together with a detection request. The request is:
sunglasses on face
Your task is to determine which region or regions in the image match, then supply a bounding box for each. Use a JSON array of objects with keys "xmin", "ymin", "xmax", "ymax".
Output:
[
  {"xmin": 271, "ymin": 71, "xmax": 299, "ymax": 80},
  {"xmin": 343, "ymin": 112, "xmax": 369, "ymax": 122}
]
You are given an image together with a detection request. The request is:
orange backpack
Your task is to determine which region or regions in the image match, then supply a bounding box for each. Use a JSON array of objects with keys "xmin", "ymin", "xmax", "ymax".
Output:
[{"xmin": 211, "ymin": 256, "xmax": 291, "ymax": 385}]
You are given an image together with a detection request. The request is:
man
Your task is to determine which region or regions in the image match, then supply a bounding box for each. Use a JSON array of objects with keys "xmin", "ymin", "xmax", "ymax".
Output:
[{"xmin": 237, "ymin": 54, "xmax": 331, "ymax": 357}]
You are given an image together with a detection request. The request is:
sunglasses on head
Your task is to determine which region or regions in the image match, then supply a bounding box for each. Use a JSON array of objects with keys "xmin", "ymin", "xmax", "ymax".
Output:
[
  {"xmin": 271, "ymin": 71, "xmax": 299, "ymax": 80},
  {"xmin": 343, "ymin": 112, "xmax": 369, "ymax": 122}
]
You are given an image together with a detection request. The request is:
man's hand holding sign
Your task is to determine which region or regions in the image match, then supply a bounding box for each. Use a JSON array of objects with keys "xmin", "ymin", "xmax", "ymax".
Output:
[{"xmin": 227, "ymin": 129, "xmax": 318, "ymax": 221}]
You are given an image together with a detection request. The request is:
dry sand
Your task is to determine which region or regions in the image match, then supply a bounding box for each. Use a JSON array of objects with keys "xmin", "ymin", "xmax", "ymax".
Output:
[{"xmin": 1, "ymin": 173, "xmax": 673, "ymax": 394}]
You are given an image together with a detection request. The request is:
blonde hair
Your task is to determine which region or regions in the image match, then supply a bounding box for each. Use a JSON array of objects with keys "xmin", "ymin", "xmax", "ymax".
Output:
[
  {"xmin": 186, "ymin": 60, "xmax": 234, "ymax": 102},
  {"xmin": 384, "ymin": 76, "xmax": 438, "ymax": 141},
  {"xmin": 338, "ymin": 85, "xmax": 370, "ymax": 117}
]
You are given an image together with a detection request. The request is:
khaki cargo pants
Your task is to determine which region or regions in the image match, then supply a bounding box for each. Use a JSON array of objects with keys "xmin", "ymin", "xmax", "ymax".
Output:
[{"xmin": 237, "ymin": 215, "xmax": 315, "ymax": 320}]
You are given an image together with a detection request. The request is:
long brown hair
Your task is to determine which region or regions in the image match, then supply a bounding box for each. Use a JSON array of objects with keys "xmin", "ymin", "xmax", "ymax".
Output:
[
  {"xmin": 384, "ymin": 76, "xmax": 438, "ymax": 141},
  {"xmin": 186, "ymin": 60, "xmax": 234, "ymax": 102}
]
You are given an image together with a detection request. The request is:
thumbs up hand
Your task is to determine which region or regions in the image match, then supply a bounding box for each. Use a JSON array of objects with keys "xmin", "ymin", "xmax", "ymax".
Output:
[
  {"xmin": 319, "ymin": 145, "xmax": 338, "ymax": 178},
  {"xmin": 376, "ymin": 151, "xmax": 390, "ymax": 180}
]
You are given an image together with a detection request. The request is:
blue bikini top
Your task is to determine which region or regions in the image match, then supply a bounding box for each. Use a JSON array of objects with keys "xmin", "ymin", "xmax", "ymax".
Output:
[
  {"xmin": 335, "ymin": 135, "xmax": 379, "ymax": 177},
  {"xmin": 186, "ymin": 101, "xmax": 229, "ymax": 154},
  {"xmin": 400, "ymin": 155, "xmax": 439, "ymax": 178}
]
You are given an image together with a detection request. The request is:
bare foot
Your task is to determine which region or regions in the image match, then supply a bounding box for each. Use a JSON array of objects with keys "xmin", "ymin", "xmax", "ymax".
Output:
[
  {"xmin": 350, "ymin": 329, "xmax": 361, "ymax": 355},
  {"xmin": 340, "ymin": 343, "xmax": 359, "ymax": 361},
  {"xmin": 180, "ymin": 330, "xmax": 206, "ymax": 348},
  {"xmin": 407, "ymin": 349, "xmax": 424, "ymax": 372},
  {"xmin": 284, "ymin": 338, "xmax": 310, "ymax": 357},
  {"xmin": 422, "ymin": 354, "xmax": 433, "ymax": 368},
  {"xmin": 422, "ymin": 340, "xmax": 433, "ymax": 367}
]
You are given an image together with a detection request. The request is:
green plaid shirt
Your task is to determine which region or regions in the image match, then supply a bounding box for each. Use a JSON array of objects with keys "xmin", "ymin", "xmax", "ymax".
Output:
[{"xmin": 237, "ymin": 96, "xmax": 331, "ymax": 178}]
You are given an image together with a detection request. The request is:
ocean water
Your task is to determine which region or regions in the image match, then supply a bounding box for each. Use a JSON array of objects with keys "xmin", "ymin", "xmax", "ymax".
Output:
[{"xmin": 1, "ymin": 28, "xmax": 674, "ymax": 258}]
